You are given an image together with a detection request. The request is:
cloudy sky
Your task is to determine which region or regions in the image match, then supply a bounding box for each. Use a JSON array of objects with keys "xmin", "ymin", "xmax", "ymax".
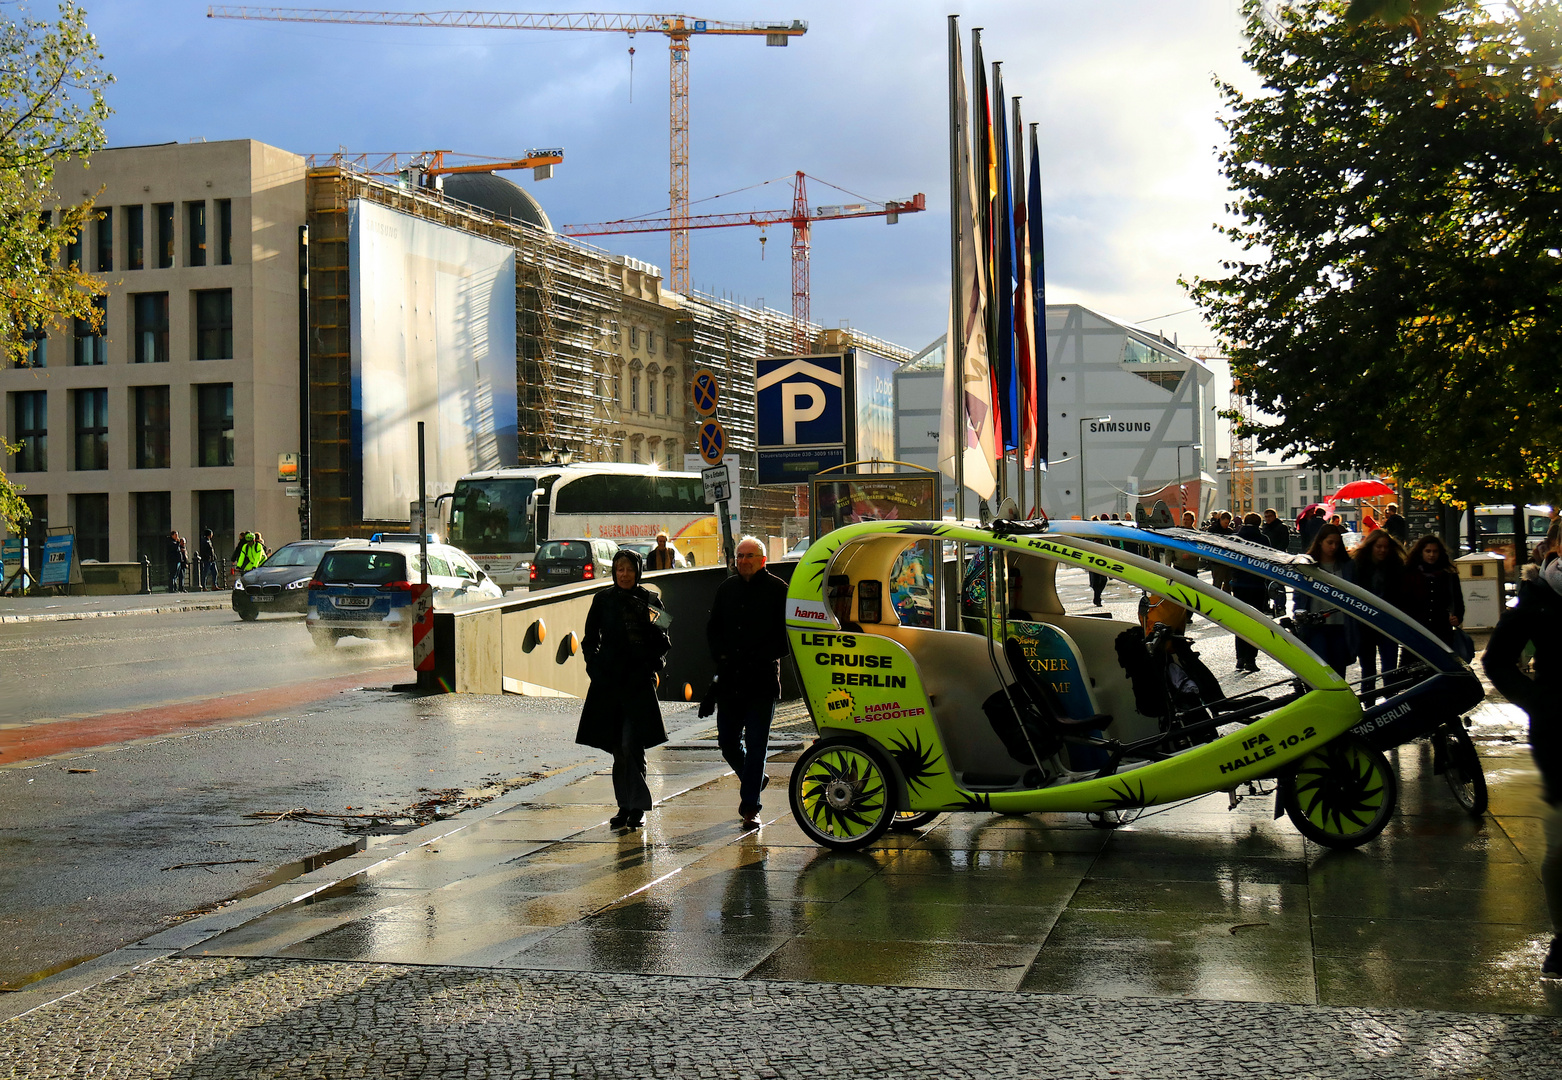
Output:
[{"xmin": 88, "ymin": 1, "xmax": 1259, "ymax": 405}]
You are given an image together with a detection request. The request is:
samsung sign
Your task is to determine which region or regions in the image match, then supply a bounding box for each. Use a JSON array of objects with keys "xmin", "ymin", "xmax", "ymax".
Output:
[{"xmin": 1089, "ymin": 420, "xmax": 1152, "ymax": 433}]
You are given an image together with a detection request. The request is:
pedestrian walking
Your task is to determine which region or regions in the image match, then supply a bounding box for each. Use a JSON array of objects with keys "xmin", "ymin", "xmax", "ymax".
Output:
[
  {"xmin": 1351, "ymin": 528, "xmax": 1405, "ymax": 703},
  {"xmin": 1382, "ymin": 503, "xmax": 1410, "ymax": 546},
  {"xmin": 1261, "ymin": 508, "xmax": 1290, "ymax": 552},
  {"xmin": 1482, "ymin": 549, "xmax": 1562, "ymax": 979},
  {"xmin": 1087, "ymin": 515, "xmax": 1108, "ymax": 605},
  {"xmin": 1399, "ymin": 535, "xmax": 1464, "ymax": 646},
  {"xmin": 1294, "ymin": 525, "xmax": 1354, "ymax": 675},
  {"xmin": 645, "ymin": 531, "xmax": 677, "ymax": 571},
  {"xmin": 577, "ymin": 549, "xmax": 672, "ymax": 831},
  {"xmin": 1230, "ymin": 514, "xmax": 1270, "ymax": 672},
  {"xmin": 198, "ymin": 529, "xmax": 217, "ymax": 591},
  {"xmin": 1299, "ymin": 506, "xmax": 1327, "ymax": 551},
  {"xmin": 167, "ymin": 531, "xmax": 189, "ymax": 592},
  {"xmin": 706, "ymin": 534, "xmax": 790, "ymax": 829},
  {"xmin": 1206, "ymin": 511, "xmax": 1235, "ymax": 591},
  {"xmin": 1172, "ymin": 510, "xmax": 1202, "ymax": 579}
]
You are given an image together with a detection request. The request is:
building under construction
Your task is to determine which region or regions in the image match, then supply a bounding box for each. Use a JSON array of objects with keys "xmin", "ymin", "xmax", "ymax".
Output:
[{"xmin": 303, "ymin": 155, "xmax": 910, "ymax": 542}]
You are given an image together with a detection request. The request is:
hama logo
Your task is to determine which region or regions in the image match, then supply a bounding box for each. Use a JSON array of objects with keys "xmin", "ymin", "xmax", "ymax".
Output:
[
  {"xmin": 788, "ymin": 599, "xmax": 831, "ymax": 624},
  {"xmin": 824, "ymin": 689, "xmax": 856, "ymax": 719}
]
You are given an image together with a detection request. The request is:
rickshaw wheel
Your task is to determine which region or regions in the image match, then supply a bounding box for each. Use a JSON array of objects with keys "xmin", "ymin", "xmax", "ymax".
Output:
[
  {"xmin": 1278, "ymin": 733, "xmax": 1396, "ymax": 849},
  {"xmin": 790, "ymin": 740, "xmax": 896, "ymax": 850},
  {"xmin": 889, "ymin": 811, "xmax": 939, "ymax": 832},
  {"xmin": 1442, "ymin": 721, "xmax": 1488, "ymax": 818}
]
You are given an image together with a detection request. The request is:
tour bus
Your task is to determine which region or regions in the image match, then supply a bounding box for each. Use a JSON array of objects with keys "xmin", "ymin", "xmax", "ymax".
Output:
[{"xmin": 444, "ymin": 464, "xmax": 720, "ymax": 589}]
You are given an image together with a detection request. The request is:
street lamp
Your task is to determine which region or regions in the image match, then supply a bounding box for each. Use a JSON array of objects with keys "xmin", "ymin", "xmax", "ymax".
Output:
[
  {"xmin": 1078, "ymin": 415, "xmax": 1110, "ymax": 519},
  {"xmin": 1177, "ymin": 442, "xmax": 1202, "ymax": 514}
]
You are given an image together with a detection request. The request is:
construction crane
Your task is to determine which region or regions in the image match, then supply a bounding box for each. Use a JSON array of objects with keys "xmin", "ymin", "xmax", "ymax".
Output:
[
  {"xmin": 306, "ymin": 149, "xmax": 565, "ymax": 187},
  {"xmin": 308, "ymin": 148, "xmax": 564, "ymax": 190},
  {"xmin": 563, "ymin": 171, "xmax": 926, "ymax": 351},
  {"xmin": 207, "ymin": 7, "xmax": 807, "ymax": 294}
]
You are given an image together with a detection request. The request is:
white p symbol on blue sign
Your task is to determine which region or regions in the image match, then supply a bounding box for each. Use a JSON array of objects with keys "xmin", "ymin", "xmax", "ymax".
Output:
[{"xmin": 756, "ymin": 358, "xmax": 845, "ymax": 448}]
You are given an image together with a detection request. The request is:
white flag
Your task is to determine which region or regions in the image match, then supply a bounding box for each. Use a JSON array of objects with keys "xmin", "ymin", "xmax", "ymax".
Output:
[{"xmin": 939, "ymin": 29, "xmax": 997, "ymax": 503}]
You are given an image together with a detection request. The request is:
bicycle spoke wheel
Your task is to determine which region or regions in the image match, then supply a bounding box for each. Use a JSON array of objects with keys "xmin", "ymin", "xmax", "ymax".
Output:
[
  {"xmin": 790, "ymin": 741, "xmax": 895, "ymax": 850},
  {"xmin": 1443, "ymin": 721, "xmax": 1488, "ymax": 817},
  {"xmin": 1280, "ymin": 733, "xmax": 1396, "ymax": 849}
]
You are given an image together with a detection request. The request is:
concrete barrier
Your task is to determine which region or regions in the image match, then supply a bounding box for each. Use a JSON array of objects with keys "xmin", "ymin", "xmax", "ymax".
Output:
[{"xmin": 432, "ymin": 561, "xmax": 799, "ymax": 699}]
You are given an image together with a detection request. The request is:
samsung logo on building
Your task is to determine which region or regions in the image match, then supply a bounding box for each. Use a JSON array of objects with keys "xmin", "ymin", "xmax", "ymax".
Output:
[{"xmin": 1090, "ymin": 421, "xmax": 1152, "ymax": 433}]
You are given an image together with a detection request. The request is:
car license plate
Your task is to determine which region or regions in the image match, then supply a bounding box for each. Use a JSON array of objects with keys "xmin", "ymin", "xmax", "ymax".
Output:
[
  {"xmin": 335, "ymin": 596, "xmax": 371, "ymax": 608},
  {"xmin": 251, "ymin": 595, "xmax": 274, "ymax": 602},
  {"xmin": 549, "ymin": 567, "xmax": 572, "ymax": 575}
]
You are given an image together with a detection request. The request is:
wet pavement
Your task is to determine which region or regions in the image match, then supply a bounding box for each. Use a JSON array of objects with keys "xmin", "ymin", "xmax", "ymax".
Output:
[
  {"xmin": 1, "ymin": 725, "xmax": 1558, "ymax": 1077},
  {"xmin": 3, "ymin": 565, "xmax": 1559, "ymax": 1076}
]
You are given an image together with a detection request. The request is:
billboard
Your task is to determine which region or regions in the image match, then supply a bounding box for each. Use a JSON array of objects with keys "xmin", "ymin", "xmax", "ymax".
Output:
[
  {"xmin": 349, "ymin": 200, "xmax": 518, "ymax": 521},
  {"xmin": 853, "ymin": 348, "xmax": 897, "ymax": 467}
]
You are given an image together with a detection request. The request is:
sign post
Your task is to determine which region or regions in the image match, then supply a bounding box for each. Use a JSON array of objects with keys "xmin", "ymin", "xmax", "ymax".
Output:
[{"xmin": 415, "ymin": 421, "xmax": 435, "ymax": 690}]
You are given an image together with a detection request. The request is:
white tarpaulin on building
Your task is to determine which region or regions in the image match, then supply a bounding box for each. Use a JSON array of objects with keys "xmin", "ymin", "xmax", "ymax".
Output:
[{"xmin": 349, "ymin": 200, "xmax": 518, "ymax": 521}]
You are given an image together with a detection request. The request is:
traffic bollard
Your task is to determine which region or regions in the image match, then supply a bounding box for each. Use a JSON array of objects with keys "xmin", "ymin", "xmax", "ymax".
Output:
[{"xmin": 140, "ymin": 556, "xmax": 151, "ymax": 595}]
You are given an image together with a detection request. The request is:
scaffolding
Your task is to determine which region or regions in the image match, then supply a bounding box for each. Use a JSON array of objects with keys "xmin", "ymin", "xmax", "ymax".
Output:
[{"xmin": 303, "ymin": 156, "xmax": 913, "ymax": 539}]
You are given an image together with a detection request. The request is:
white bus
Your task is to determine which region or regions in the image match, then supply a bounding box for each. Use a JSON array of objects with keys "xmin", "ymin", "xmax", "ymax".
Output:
[{"xmin": 445, "ymin": 464, "xmax": 720, "ymax": 588}]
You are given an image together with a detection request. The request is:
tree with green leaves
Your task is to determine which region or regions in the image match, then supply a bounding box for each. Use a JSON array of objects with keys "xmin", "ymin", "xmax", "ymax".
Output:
[
  {"xmin": 0, "ymin": 1, "xmax": 112, "ymax": 532},
  {"xmin": 1190, "ymin": 0, "xmax": 1562, "ymax": 510}
]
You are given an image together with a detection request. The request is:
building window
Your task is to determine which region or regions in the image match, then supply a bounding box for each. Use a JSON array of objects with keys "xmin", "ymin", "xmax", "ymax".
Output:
[
  {"xmin": 94, "ymin": 207, "xmax": 113, "ymax": 272},
  {"xmin": 195, "ymin": 290, "xmax": 233, "ymax": 360},
  {"xmin": 155, "ymin": 203, "xmax": 174, "ymax": 268},
  {"xmin": 74, "ymin": 295, "xmax": 107, "ymax": 365},
  {"xmin": 665, "ymin": 379, "xmax": 674, "ymax": 416},
  {"xmin": 19, "ymin": 324, "xmax": 46, "ymax": 368},
  {"xmin": 126, "ymin": 205, "xmax": 144, "ymax": 270},
  {"xmin": 630, "ymin": 442, "xmax": 641, "ymax": 464},
  {"xmin": 196, "ymin": 383, "xmax": 234, "ymax": 467},
  {"xmin": 1298, "ymin": 475, "xmax": 1308, "ymax": 492},
  {"xmin": 647, "ymin": 330, "xmax": 656, "ymax": 355},
  {"xmin": 73, "ymin": 493, "xmax": 109, "ymax": 563},
  {"xmin": 666, "ymin": 443, "xmax": 676, "ymax": 469},
  {"xmin": 647, "ymin": 378, "xmax": 655, "ymax": 415},
  {"xmin": 134, "ymin": 386, "xmax": 170, "ymax": 469},
  {"xmin": 613, "ymin": 373, "xmax": 621, "ymax": 407},
  {"xmin": 197, "ymin": 490, "xmax": 234, "ymax": 564},
  {"xmin": 73, "ymin": 388, "xmax": 108, "ymax": 470},
  {"xmin": 134, "ymin": 491, "xmax": 171, "ymax": 582},
  {"xmin": 65, "ymin": 223, "xmax": 80, "ymax": 269},
  {"xmin": 133, "ymin": 292, "xmax": 169, "ymax": 363},
  {"xmin": 187, "ymin": 201, "xmax": 206, "ymax": 267},
  {"xmin": 1258, "ymin": 477, "xmax": 1268, "ymax": 495},
  {"xmin": 630, "ymin": 374, "xmax": 640, "ymax": 412},
  {"xmin": 630, "ymin": 326, "xmax": 639, "ymax": 349},
  {"xmin": 1325, "ymin": 474, "xmax": 1335, "ymax": 489},
  {"xmin": 13, "ymin": 391, "xmax": 46, "ymax": 472},
  {"xmin": 1275, "ymin": 476, "xmax": 1288, "ymax": 495},
  {"xmin": 217, "ymin": 199, "xmax": 232, "ymax": 265}
]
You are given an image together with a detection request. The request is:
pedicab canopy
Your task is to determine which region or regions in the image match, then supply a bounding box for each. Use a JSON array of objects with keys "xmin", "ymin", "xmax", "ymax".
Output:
[{"xmin": 783, "ymin": 520, "xmax": 1365, "ymax": 829}]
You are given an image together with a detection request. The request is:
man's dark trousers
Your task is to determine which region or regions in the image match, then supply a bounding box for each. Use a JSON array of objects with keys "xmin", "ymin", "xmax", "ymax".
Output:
[{"xmin": 717, "ymin": 697, "xmax": 774, "ymax": 818}]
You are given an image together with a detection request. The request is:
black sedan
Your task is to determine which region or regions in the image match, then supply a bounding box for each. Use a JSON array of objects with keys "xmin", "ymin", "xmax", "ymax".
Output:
[
  {"xmin": 232, "ymin": 540, "xmax": 345, "ymax": 620},
  {"xmin": 528, "ymin": 538, "xmax": 618, "ymax": 591}
]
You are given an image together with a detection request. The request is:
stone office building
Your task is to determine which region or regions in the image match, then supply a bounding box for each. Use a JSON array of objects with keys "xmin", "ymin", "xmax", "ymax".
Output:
[{"xmin": 1, "ymin": 139, "xmax": 306, "ymax": 581}]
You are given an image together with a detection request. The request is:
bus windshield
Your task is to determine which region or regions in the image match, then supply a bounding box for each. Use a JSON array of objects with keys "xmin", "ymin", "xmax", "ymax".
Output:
[{"xmin": 449, "ymin": 477, "xmax": 535, "ymax": 554}]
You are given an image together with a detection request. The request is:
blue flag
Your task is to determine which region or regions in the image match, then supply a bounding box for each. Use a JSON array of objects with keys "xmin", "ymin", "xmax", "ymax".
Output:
[{"xmin": 1028, "ymin": 123, "xmax": 1047, "ymax": 468}]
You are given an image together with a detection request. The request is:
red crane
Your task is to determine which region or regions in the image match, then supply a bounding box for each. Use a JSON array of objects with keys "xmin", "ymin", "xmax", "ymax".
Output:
[{"xmin": 563, "ymin": 172, "xmax": 925, "ymax": 351}]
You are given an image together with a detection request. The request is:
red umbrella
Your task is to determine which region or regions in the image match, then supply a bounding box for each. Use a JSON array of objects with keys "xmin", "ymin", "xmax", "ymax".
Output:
[{"xmin": 1332, "ymin": 479, "xmax": 1394, "ymax": 501}]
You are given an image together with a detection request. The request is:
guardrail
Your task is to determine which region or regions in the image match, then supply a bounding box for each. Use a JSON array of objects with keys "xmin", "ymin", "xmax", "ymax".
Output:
[{"xmin": 431, "ymin": 562, "xmax": 800, "ymax": 699}]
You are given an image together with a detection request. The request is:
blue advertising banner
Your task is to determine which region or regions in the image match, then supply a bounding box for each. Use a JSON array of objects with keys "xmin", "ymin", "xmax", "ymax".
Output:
[
  {"xmin": 853, "ymin": 349, "xmax": 897, "ymax": 466},
  {"xmin": 38, "ymin": 532, "xmax": 74, "ymax": 587}
]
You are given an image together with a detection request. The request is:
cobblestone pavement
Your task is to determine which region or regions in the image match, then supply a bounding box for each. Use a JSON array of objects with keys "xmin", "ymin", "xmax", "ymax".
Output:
[{"xmin": 3, "ymin": 956, "xmax": 1559, "ymax": 1079}]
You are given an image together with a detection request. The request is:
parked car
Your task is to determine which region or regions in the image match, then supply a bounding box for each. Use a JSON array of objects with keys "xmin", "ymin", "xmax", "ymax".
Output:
[
  {"xmin": 528, "ymin": 538, "xmax": 619, "ymax": 590},
  {"xmin": 232, "ymin": 540, "xmax": 346, "ymax": 621},
  {"xmin": 788, "ymin": 536, "xmax": 812, "ymax": 557},
  {"xmin": 305, "ymin": 540, "xmax": 502, "ymax": 647},
  {"xmin": 616, "ymin": 540, "xmax": 688, "ymax": 569}
]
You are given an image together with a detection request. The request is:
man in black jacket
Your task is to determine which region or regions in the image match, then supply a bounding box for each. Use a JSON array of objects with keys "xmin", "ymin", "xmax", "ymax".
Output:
[
  {"xmin": 1484, "ymin": 553, "xmax": 1562, "ymax": 978},
  {"xmin": 707, "ymin": 534, "xmax": 790, "ymax": 828}
]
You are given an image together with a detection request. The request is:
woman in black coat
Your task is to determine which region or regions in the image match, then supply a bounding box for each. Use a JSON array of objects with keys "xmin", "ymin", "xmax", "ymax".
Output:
[
  {"xmin": 1350, "ymin": 528, "xmax": 1406, "ymax": 704},
  {"xmin": 1399, "ymin": 535, "xmax": 1464, "ymax": 645},
  {"xmin": 577, "ymin": 549, "xmax": 671, "ymax": 829}
]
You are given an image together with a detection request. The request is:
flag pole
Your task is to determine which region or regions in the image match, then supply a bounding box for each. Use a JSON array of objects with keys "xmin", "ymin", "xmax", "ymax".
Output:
[
  {"xmin": 1029, "ymin": 120, "xmax": 1046, "ymax": 516},
  {"xmin": 947, "ymin": 14, "xmax": 965, "ymax": 522}
]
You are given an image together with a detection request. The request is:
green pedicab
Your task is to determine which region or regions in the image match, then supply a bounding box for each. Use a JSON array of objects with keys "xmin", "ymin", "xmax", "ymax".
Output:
[{"xmin": 786, "ymin": 520, "xmax": 1386, "ymax": 850}]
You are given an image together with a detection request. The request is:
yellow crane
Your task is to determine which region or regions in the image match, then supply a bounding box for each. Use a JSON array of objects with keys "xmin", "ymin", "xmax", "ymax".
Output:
[{"xmin": 207, "ymin": 7, "xmax": 807, "ymax": 294}]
